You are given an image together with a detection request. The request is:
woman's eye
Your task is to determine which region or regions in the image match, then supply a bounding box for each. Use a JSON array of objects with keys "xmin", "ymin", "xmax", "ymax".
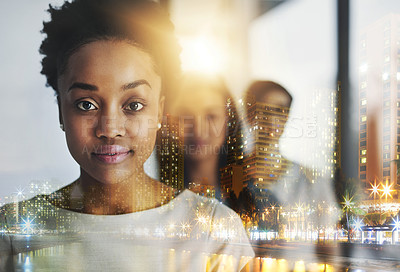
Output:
[
  {"xmin": 125, "ymin": 102, "xmax": 144, "ymax": 112},
  {"xmin": 76, "ymin": 101, "xmax": 97, "ymax": 111}
]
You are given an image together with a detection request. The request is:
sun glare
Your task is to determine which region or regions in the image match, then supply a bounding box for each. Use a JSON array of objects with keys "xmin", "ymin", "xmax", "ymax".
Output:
[{"xmin": 179, "ymin": 35, "xmax": 226, "ymax": 74}]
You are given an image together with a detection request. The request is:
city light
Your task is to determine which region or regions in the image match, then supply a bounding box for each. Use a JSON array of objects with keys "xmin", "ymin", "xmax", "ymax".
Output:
[
  {"xmin": 295, "ymin": 202, "xmax": 303, "ymax": 213},
  {"xmin": 180, "ymin": 223, "xmax": 190, "ymax": 231},
  {"xmin": 368, "ymin": 180, "xmax": 380, "ymax": 199},
  {"xmin": 359, "ymin": 63, "xmax": 368, "ymax": 73},
  {"xmin": 392, "ymin": 216, "xmax": 400, "ymax": 231},
  {"xmin": 21, "ymin": 217, "xmax": 35, "ymax": 234},
  {"xmin": 353, "ymin": 218, "xmax": 363, "ymax": 232},
  {"xmin": 168, "ymin": 223, "xmax": 175, "ymax": 230},
  {"xmin": 379, "ymin": 181, "xmax": 395, "ymax": 200},
  {"xmin": 14, "ymin": 186, "xmax": 26, "ymax": 198},
  {"xmin": 341, "ymin": 194, "xmax": 354, "ymax": 211}
]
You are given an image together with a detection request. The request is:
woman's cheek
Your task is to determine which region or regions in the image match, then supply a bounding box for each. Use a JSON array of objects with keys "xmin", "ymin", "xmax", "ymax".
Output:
[
  {"xmin": 126, "ymin": 116, "xmax": 158, "ymax": 138},
  {"xmin": 208, "ymin": 118, "xmax": 225, "ymax": 138},
  {"xmin": 125, "ymin": 118, "xmax": 142, "ymax": 137}
]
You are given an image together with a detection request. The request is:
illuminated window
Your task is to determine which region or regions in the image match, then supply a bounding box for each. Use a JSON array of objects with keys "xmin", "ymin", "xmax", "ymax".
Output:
[
  {"xmin": 361, "ymin": 157, "xmax": 367, "ymax": 164},
  {"xmin": 361, "ymin": 116, "xmax": 367, "ymax": 122},
  {"xmin": 361, "ymin": 81, "xmax": 367, "ymax": 89},
  {"xmin": 382, "ymin": 72, "xmax": 390, "ymax": 81},
  {"xmin": 361, "ymin": 149, "xmax": 367, "ymax": 155},
  {"xmin": 361, "ymin": 99, "xmax": 367, "ymax": 106},
  {"xmin": 359, "ymin": 63, "xmax": 368, "ymax": 73},
  {"xmin": 384, "ymin": 144, "xmax": 390, "ymax": 150}
]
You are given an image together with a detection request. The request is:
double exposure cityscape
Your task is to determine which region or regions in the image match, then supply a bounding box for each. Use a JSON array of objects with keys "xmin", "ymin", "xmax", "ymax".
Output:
[{"xmin": 2, "ymin": 0, "xmax": 400, "ymax": 271}]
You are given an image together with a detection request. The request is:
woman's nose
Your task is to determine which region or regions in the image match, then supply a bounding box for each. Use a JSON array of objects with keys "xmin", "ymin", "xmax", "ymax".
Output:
[
  {"xmin": 95, "ymin": 108, "xmax": 126, "ymax": 139},
  {"xmin": 191, "ymin": 116, "xmax": 209, "ymax": 139}
]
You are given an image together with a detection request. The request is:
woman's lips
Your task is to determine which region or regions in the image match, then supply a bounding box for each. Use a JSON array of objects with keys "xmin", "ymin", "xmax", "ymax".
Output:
[{"xmin": 92, "ymin": 145, "xmax": 132, "ymax": 164}]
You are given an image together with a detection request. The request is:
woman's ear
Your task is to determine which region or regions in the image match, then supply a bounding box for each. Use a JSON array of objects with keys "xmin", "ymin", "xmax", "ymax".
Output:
[{"xmin": 57, "ymin": 96, "xmax": 65, "ymax": 131}]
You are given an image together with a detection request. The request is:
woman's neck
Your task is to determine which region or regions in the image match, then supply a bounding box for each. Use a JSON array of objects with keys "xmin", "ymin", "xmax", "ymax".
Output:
[
  {"xmin": 186, "ymin": 155, "xmax": 219, "ymax": 187},
  {"xmin": 52, "ymin": 170, "xmax": 175, "ymax": 215}
]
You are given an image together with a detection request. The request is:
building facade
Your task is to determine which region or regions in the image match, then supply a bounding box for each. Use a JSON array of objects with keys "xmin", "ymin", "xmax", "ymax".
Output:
[
  {"xmin": 358, "ymin": 14, "xmax": 400, "ymax": 192},
  {"xmin": 242, "ymin": 94, "xmax": 291, "ymax": 190}
]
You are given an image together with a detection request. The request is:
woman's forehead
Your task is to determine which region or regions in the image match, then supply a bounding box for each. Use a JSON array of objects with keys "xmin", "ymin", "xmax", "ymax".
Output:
[{"xmin": 59, "ymin": 40, "xmax": 161, "ymax": 95}]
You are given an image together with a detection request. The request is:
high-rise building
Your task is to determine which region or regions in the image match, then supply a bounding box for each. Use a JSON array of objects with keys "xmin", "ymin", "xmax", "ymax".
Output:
[
  {"xmin": 220, "ymin": 164, "xmax": 243, "ymax": 199},
  {"xmin": 226, "ymin": 97, "xmax": 243, "ymax": 165},
  {"xmin": 242, "ymin": 94, "xmax": 291, "ymax": 190},
  {"xmin": 159, "ymin": 114, "xmax": 185, "ymax": 192},
  {"xmin": 358, "ymin": 14, "xmax": 400, "ymax": 191},
  {"xmin": 219, "ymin": 97, "xmax": 244, "ymax": 198},
  {"xmin": 301, "ymin": 88, "xmax": 339, "ymax": 183}
]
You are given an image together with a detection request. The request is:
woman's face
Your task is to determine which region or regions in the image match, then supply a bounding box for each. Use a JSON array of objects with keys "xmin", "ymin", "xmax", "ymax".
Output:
[
  {"xmin": 175, "ymin": 88, "xmax": 227, "ymax": 161},
  {"xmin": 57, "ymin": 40, "xmax": 163, "ymax": 185}
]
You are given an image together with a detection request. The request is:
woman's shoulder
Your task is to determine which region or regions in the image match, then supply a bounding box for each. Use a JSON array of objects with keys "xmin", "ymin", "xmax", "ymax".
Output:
[
  {"xmin": 0, "ymin": 194, "xmax": 56, "ymax": 230},
  {"xmin": 1, "ymin": 194, "xmax": 53, "ymax": 212},
  {"xmin": 175, "ymin": 190, "xmax": 241, "ymax": 221}
]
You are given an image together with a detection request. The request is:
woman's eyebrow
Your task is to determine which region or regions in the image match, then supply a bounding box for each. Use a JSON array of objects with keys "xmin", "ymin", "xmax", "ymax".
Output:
[
  {"xmin": 121, "ymin": 79, "xmax": 151, "ymax": 91},
  {"xmin": 68, "ymin": 82, "xmax": 98, "ymax": 92},
  {"xmin": 67, "ymin": 80, "xmax": 151, "ymax": 92}
]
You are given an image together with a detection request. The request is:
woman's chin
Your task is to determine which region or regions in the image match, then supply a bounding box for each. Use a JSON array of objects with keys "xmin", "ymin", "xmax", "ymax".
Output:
[
  {"xmin": 84, "ymin": 169, "xmax": 138, "ymax": 186},
  {"xmin": 186, "ymin": 152, "xmax": 215, "ymax": 162}
]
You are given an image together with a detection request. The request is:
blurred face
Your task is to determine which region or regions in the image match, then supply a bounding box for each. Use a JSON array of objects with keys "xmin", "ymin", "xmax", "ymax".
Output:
[
  {"xmin": 253, "ymin": 89, "xmax": 291, "ymax": 140},
  {"xmin": 175, "ymin": 88, "xmax": 227, "ymax": 161},
  {"xmin": 58, "ymin": 40, "xmax": 163, "ymax": 185}
]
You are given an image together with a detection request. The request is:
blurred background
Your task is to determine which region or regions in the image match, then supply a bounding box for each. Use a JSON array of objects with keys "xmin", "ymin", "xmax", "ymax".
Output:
[
  {"xmin": 3, "ymin": 0, "xmax": 400, "ymax": 270},
  {"xmin": 1, "ymin": 0, "xmax": 397, "ymax": 197},
  {"xmin": 0, "ymin": 0, "xmax": 336, "ymax": 198}
]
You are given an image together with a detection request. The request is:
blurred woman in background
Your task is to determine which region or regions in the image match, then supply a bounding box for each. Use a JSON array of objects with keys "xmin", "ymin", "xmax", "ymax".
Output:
[{"xmin": 171, "ymin": 73, "xmax": 242, "ymax": 199}]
